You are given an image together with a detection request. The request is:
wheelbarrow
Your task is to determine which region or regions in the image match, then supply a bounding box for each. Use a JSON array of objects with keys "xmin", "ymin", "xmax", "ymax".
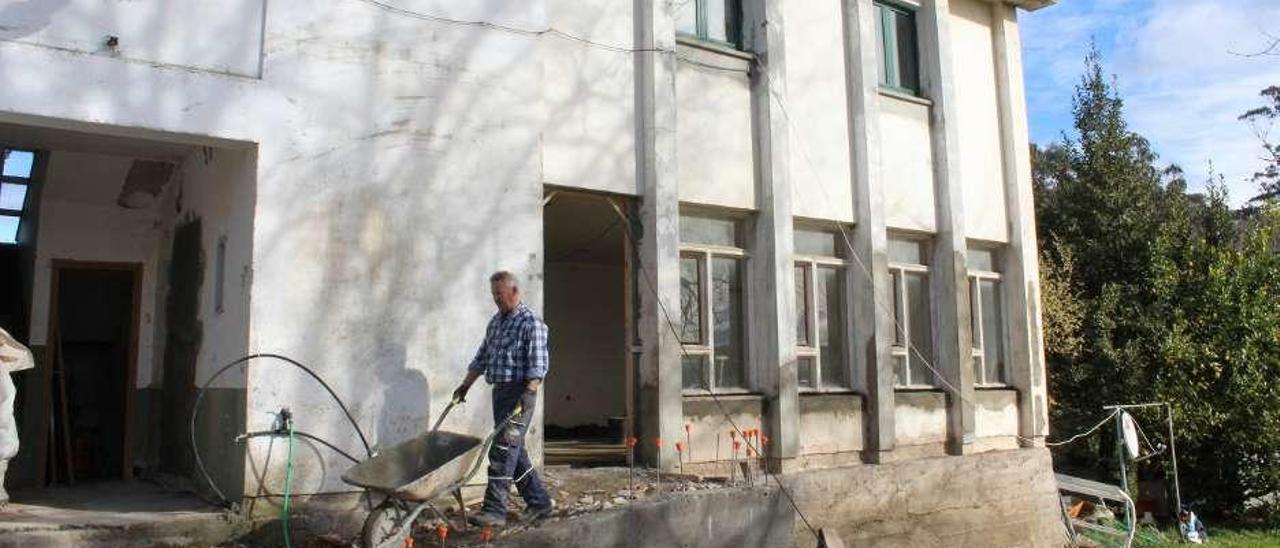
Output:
[{"xmin": 342, "ymin": 399, "xmax": 522, "ymax": 548}]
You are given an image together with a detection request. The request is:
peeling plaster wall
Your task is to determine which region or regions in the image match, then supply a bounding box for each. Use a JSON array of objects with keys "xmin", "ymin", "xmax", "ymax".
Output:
[
  {"xmin": 0, "ymin": 0, "xmax": 267, "ymax": 78},
  {"xmin": 784, "ymin": 0, "xmax": 854, "ymax": 223},
  {"xmin": 675, "ymin": 57, "xmax": 756, "ymax": 211},
  {"xmin": 951, "ymin": 0, "xmax": 1009, "ymax": 243},
  {"xmin": 683, "ymin": 396, "xmax": 763, "ymax": 465},
  {"xmin": 539, "ymin": 0, "xmax": 636, "ymax": 196},
  {"xmin": 881, "ymin": 97, "xmax": 937, "ymax": 233},
  {"xmin": 974, "ymin": 388, "xmax": 1018, "ymax": 438},
  {"xmin": 797, "ymin": 394, "xmax": 863, "ymax": 456},
  {"xmin": 894, "ymin": 391, "xmax": 947, "ymax": 449},
  {"xmin": 2, "ymin": 0, "xmax": 548, "ymax": 498}
]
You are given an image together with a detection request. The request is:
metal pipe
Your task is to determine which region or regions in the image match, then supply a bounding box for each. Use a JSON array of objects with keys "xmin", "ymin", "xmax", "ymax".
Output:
[
  {"xmin": 1116, "ymin": 411, "xmax": 1128, "ymax": 497},
  {"xmin": 1167, "ymin": 404, "xmax": 1183, "ymax": 516},
  {"xmin": 1102, "ymin": 402, "xmax": 1166, "ymax": 410}
]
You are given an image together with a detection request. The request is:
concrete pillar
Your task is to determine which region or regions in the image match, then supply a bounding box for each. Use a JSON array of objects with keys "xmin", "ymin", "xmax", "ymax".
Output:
[
  {"xmin": 743, "ymin": 0, "xmax": 800, "ymax": 470},
  {"xmin": 842, "ymin": 0, "xmax": 898, "ymax": 462},
  {"xmin": 634, "ymin": 0, "xmax": 684, "ymax": 469},
  {"xmin": 918, "ymin": 0, "xmax": 976, "ymax": 455},
  {"xmin": 991, "ymin": 3, "xmax": 1049, "ymax": 443}
]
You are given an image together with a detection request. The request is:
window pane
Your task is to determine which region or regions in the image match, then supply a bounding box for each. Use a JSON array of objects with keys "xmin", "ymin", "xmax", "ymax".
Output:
[
  {"xmin": 893, "ymin": 9, "xmax": 919, "ymax": 92},
  {"xmin": 675, "ymin": 0, "xmax": 697, "ymax": 36},
  {"xmin": 679, "ymin": 256, "xmax": 703, "ymax": 343},
  {"xmin": 0, "ymin": 183, "xmax": 27, "ymax": 211},
  {"xmin": 891, "ymin": 270, "xmax": 906, "ymax": 345},
  {"xmin": 712, "ymin": 257, "xmax": 745, "ymax": 389},
  {"xmin": 682, "ymin": 354, "xmax": 709, "ymax": 390},
  {"xmin": 0, "ymin": 215, "xmax": 18, "ymax": 244},
  {"xmin": 681, "ymin": 215, "xmax": 739, "ymax": 247},
  {"xmin": 795, "ymin": 228, "xmax": 839, "ymax": 257},
  {"xmin": 906, "ymin": 272, "xmax": 934, "ymax": 386},
  {"xmin": 817, "ymin": 266, "xmax": 848, "ymax": 388},
  {"xmin": 798, "ymin": 356, "xmax": 816, "ymax": 389},
  {"xmin": 795, "ymin": 265, "xmax": 810, "ymax": 346},
  {"xmin": 3, "ymin": 150, "xmax": 34, "ymax": 178},
  {"xmin": 969, "ymin": 278, "xmax": 982, "ymax": 349},
  {"xmin": 968, "ymin": 247, "xmax": 998, "ymax": 272},
  {"xmin": 706, "ymin": 0, "xmax": 737, "ymax": 43},
  {"xmin": 980, "ymin": 279, "xmax": 1005, "ymax": 384},
  {"xmin": 972, "ymin": 355, "xmax": 984, "ymax": 386},
  {"xmin": 875, "ymin": 4, "xmax": 891, "ymax": 87},
  {"xmin": 893, "ymin": 354, "xmax": 908, "ymax": 387},
  {"xmin": 888, "ymin": 238, "xmax": 926, "ymax": 265}
]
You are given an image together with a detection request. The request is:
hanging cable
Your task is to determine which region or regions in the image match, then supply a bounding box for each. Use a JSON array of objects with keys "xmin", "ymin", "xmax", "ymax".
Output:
[
  {"xmin": 1041, "ymin": 409, "xmax": 1119, "ymax": 448},
  {"xmin": 190, "ymin": 353, "xmax": 374, "ymax": 507},
  {"xmin": 603, "ymin": 198, "xmax": 821, "ymax": 541}
]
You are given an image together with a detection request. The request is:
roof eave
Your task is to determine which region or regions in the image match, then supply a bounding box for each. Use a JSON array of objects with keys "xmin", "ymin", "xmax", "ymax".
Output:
[{"xmin": 1008, "ymin": 0, "xmax": 1056, "ymax": 11}]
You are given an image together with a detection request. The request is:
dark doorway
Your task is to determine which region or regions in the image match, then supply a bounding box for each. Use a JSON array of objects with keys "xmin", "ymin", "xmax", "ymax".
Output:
[
  {"xmin": 542, "ymin": 190, "xmax": 634, "ymax": 467},
  {"xmin": 48, "ymin": 262, "xmax": 141, "ymax": 483}
]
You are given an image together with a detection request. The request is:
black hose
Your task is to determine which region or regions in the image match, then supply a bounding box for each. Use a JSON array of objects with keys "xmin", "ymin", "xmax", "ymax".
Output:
[
  {"xmin": 190, "ymin": 353, "xmax": 374, "ymax": 507},
  {"xmin": 239, "ymin": 429, "xmax": 363, "ymax": 464}
]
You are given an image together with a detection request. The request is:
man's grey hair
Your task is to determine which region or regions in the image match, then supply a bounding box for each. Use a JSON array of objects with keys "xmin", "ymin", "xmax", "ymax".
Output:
[{"xmin": 490, "ymin": 270, "xmax": 520, "ymax": 289}]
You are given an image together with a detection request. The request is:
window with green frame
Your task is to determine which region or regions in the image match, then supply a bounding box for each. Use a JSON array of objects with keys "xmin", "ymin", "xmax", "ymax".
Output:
[
  {"xmin": 675, "ymin": 0, "xmax": 743, "ymax": 49},
  {"xmin": 875, "ymin": 1, "xmax": 921, "ymax": 95}
]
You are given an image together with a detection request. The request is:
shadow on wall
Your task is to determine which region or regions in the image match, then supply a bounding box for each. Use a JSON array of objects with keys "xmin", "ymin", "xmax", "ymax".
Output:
[{"xmin": 373, "ymin": 339, "xmax": 429, "ymax": 451}]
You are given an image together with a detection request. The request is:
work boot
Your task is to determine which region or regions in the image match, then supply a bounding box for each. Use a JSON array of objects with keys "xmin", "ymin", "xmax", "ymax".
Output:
[
  {"xmin": 467, "ymin": 512, "xmax": 506, "ymax": 528},
  {"xmin": 522, "ymin": 503, "xmax": 553, "ymax": 523}
]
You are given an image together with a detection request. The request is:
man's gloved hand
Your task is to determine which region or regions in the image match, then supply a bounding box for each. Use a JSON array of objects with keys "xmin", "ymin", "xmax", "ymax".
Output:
[
  {"xmin": 519, "ymin": 389, "xmax": 538, "ymax": 414},
  {"xmin": 452, "ymin": 383, "xmax": 472, "ymax": 403}
]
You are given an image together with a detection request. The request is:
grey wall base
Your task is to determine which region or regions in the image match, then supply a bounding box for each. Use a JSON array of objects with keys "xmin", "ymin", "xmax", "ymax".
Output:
[{"xmin": 496, "ymin": 447, "xmax": 1065, "ymax": 548}]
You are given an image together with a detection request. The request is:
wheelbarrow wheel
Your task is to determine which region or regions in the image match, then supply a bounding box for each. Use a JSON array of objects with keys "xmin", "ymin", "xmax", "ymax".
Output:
[{"xmin": 361, "ymin": 500, "xmax": 409, "ymax": 548}]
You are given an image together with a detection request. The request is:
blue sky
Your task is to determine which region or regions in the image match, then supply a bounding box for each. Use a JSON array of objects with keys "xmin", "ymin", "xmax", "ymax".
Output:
[{"xmin": 1020, "ymin": 0, "xmax": 1280, "ymax": 205}]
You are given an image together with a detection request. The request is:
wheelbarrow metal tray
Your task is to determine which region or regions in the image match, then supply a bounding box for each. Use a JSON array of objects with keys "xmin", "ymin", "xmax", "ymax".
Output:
[{"xmin": 343, "ymin": 430, "xmax": 483, "ymax": 501}]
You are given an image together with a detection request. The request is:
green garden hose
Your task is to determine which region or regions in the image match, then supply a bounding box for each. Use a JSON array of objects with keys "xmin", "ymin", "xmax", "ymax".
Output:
[{"xmin": 283, "ymin": 421, "xmax": 296, "ymax": 548}]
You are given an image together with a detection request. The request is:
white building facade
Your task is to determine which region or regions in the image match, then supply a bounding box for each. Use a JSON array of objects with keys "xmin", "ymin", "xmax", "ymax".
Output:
[{"xmin": 0, "ymin": 0, "xmax": 1054, "ymax": 518}]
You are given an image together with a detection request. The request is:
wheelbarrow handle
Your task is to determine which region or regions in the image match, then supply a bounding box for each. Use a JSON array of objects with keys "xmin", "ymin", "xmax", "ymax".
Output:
[{"xmin": 430, "ymin": 398, "xmax": 463, "ymax": 433}]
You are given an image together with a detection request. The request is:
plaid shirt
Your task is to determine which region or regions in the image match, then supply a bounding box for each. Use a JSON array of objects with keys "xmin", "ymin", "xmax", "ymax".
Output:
[{"xmin": 468, "ymin": 303, "xmax": 550, "ymax": 384}]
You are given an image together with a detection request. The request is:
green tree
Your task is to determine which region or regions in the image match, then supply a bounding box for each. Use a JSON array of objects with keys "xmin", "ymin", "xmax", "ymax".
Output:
[
  {"xmin": 1035, "ymin": 50, "xmax": 1280, "ymax": 520},
  {"xmin": 1036, "ymin": 47, "xmax": 1171, "ymax": 477},
  {"xmin": 1240, "ymin": 86, "xmax": 1280, "ymax": 201}
]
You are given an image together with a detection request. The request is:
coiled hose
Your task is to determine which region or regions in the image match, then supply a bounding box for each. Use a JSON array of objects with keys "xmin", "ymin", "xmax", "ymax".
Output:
[{"xmin": 189, "ymin": 353, "xmax": 374, "ymax": 508}]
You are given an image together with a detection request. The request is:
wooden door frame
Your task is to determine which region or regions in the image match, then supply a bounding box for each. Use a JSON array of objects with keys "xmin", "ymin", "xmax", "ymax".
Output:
[{"xmin": 43, "ymin": 259, "xmax": 143, "ymax": 482}]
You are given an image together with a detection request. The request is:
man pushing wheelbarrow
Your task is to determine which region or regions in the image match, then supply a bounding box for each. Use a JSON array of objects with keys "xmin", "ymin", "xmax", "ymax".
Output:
[
  {"xmin": 450, "ymin": 270, "xmax": 553, "ymax": 528},
  {"xmin": 342, "ymin": 271, "xmax": 552, "ymax": 547}
]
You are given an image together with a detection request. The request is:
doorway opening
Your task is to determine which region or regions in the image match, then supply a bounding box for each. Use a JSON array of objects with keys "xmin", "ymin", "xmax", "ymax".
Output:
[
  {"xmin": 47, "ymin": 262, "xmax": 141, "ymax": 483},
  {"xmin": 542, "ymin": 189, "xmax": 635, "ymax": 467}
]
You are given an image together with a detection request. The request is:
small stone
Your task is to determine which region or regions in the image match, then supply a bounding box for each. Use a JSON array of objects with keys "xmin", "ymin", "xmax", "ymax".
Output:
[
  {"xmin": 578, "ymin": 495, "xmax": 594, "ymax": 504},
  {"xmin": 611, "ymin": 497, "xmax": 627, "ymax": 505},
  {"xmin": 602, "ymin": 502, "xmax": 614, "ymax": 510}
]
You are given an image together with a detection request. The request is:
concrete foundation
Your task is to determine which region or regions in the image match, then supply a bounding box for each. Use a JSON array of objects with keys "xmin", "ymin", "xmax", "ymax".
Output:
[
  {"xmin": 0, "ymin": 448, "xmax": 1065, "ymax": 547},
  {"xmin": 493, "ymin": 448, "xmax": 1064, "ymax": 548}
]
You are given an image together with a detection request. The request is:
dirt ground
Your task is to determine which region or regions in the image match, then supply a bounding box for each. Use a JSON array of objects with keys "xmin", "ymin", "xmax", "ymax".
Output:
[{"xmin": 397, "ymin": 465, "xmax": 742, "ymax": 547}]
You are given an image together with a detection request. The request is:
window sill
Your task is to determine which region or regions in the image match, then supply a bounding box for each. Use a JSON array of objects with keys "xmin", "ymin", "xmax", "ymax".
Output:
[
  {"xmin": 894, "ymin": 386, "xmax": 944, "ymax": 393},
  {"xmin": 878, "ymin": 87, "xmax": 933, "ymax": 107},
  {"xmin": 676, "ymin": 36, "xmax": 755, "ymax": 62},
  {"xmin": 975, "ymin": 384, "xmax": 1015, "ymax": 391},
  {"xmin": 683, "ymin": 391, "xmax": 762, "ymax": 401},
  {"xmin": 799, "ymin": 389, "xmax": 860, "ymax": 397}
]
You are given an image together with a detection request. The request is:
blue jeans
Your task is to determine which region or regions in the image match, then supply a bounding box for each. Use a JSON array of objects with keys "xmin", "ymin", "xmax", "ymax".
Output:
[{"xmin": 480, "ymin": 382, "xmax": 551, "ymax": 516}]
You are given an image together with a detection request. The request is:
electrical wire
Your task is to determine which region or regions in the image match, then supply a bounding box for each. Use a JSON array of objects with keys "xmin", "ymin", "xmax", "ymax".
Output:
[
  {"xmin": 761, "ymin": 67, "xmax": 1062, "ymax": 448},
  {"xmin": 350, "ymin": 0, "xmax": 664, "ymax": 54},
  {"xmin": 190, "ymin": 353, "xmax": 374, "ymax": 508},
  {"xmin": 238, "ymin": 430, "xmax": 363, "ymax": 464},
  {"xmin": 603, "ymin": 198, "xmax": 821, "ymax": 540},
  {"xmin": 1042, "ymin": 409, "xmax": 1119, "ymax": 448}
]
